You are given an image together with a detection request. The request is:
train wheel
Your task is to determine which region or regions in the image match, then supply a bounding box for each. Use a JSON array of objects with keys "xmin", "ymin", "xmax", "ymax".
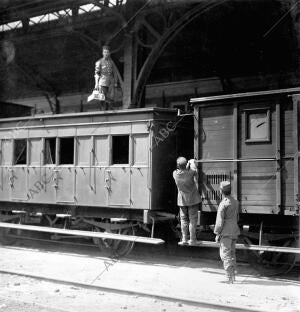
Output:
[
  {"xmin": 110, "ymin": 226, "xmax": 136, "ymax": 257},
  {"xmin": 245, "ymin": 236, "xmax": 297, "ymax": 276},
  {"xmin": 92, "ymin": 226, "xmax": 106, "ymax": 251},
  {"xmin": 93, "ymin": 223, "xmax": 135, "ymax": 257}
]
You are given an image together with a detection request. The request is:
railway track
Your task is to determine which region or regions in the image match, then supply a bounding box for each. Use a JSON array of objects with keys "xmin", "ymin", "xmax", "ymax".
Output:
[
  {"xmin": 0, "ymin": 268, "xmax": 266, "ymax": 312},
  {"xmin": 0, "ymin": 239, "xmax": 299, "ymax": 312}
]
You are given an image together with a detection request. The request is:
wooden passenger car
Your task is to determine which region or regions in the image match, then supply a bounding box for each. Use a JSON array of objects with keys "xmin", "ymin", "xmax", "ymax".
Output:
[
  {"xmin": 191, "ymin": 88, "xmax": 300, "ymax": 269},
  {"xmin": 0, "ymin": 108, "xmax": 180, "ymax": 248}
]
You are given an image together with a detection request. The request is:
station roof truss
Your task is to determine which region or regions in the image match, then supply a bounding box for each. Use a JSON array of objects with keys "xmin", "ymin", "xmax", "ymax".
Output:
[{"xmin": 0, "ymin": 0, "xmax": 127, "ymax": 33}]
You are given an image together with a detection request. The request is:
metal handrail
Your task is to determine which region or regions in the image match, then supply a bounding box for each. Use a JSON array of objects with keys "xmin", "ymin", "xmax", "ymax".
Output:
[{"xmin": 195, "ymin": 158, "xmax": 276, "ymax": 163}]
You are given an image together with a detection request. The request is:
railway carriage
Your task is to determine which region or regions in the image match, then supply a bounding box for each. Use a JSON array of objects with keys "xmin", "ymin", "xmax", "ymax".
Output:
[
  {"xmin": 0, "ymin": 108, "xmax": 182, "ymax": 255},
  {"xmin": 191, "ymin": 87, "xmax": 300, "ymax": 273},
  {"xmin": 0, "ymin": 88, "xmax": 299, "ymax": 272}
]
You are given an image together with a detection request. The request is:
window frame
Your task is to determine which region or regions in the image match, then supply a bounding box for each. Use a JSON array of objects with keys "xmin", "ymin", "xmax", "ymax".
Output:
[
  {"xmin": 58, "ymin": 137, "xmax": 75, "ymax": 166},
  {"xmin": 244, "ymin": 108, "xmax": 271, "ymax": 143},
  {"xmin": 44, "ymin": 137, "xmax": 57, "ymax": 166},
  {"xmin": 13, "ymin": 138, "xmax": 28, "ymax": 166},
  {"xmin": 111, "ymin": 134, "xmax": 130, "ymax": 166}
]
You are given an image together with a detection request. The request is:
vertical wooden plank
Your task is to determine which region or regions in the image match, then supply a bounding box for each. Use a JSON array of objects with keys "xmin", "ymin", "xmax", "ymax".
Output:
[
  {"xmin": 0, "ymin": 139, "xmax": 2, "ymax": 190},
  {"xmin": 194, "ymin": 105, "xmax": 201, "ymax": 222},
  {"xmin": 275, "ymin": 102, "xmax": 281, "ymax": 214},
  {"xmin": 194, "ymin": 105, "xmax": 200, "ymax": 161},
  {"xmin": 233, "ymin": 103, "xmax": 238, "ymax": 199},
  {"xmin": 292, "ymin": 95, "xmax": 299, "ymax": 212}
]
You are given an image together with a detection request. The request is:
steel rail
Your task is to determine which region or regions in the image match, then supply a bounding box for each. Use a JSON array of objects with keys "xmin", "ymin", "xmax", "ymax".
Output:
[{"xmin": 0, "ymin": 222, "xmax": 164, "ymax": 245}]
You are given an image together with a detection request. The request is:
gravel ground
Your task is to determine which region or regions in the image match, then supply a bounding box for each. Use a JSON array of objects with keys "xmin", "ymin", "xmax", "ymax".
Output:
[
  {"xmin": 0, "ymin": 273, "xmax": 237, "ymax": 312},
  {"xmin": 0, "ymin": 242, "xmax": 299, "ymax": 312}
]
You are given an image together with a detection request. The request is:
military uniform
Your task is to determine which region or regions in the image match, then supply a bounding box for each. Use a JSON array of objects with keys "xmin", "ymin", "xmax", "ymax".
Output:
[
  {"xmin": 95, "ymin": 57, "xmax": 114, "ymax": 99},
  {"xmin": 214, "ymin": 181, "xmax": 240, "ymax": 282},
  {"xmin": 173, "ymin": 161, "xmax": 201, "ymax": 244}
]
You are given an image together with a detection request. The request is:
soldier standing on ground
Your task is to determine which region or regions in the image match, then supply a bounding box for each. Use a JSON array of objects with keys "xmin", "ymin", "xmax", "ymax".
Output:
[
  {"xmin": 173, "ymin": 157, "xmax": 201, "ymax": 245},
  {"xmin": 214, "ymin": 181, "xmax": 240, "ymax": 283}
]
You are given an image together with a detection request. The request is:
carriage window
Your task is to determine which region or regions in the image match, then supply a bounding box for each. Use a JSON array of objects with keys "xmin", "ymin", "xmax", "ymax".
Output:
[
  {"xmin": 14, "ymin": 139, "xmax": 27, "ymax": 165},
  {"xmin": 44, "ymin": 138, "xmax": 56, "ymax": 165},
  {"xmin": 112, "ymin": 135, "xmax": 129, "ymax": 164},
  {"xmin": 245, "ymin": 109, "xmax": 270, "ymax": 143},
  {"xmin": 59, "ymin": 137, "xmax": 74, "ymax": 165}
]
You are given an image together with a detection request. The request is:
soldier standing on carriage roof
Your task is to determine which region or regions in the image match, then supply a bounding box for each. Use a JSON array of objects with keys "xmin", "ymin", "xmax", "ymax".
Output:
[
  {"xmin": 94, "ymin": 45, "xmax": 117, "ymax": 104},
  {"xmin": 214, "ymin": 181, "xmax": 240, "ymax": 284}
]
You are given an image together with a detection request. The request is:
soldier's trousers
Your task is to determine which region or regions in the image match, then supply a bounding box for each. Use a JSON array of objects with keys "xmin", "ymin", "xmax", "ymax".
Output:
[
  {"xmin": 219, "ymin": 236, "xmax": 237, "ymax": 276},
  {"xmin": 179, "ymin": 205, "xmax": 198, "ymax": 242}
]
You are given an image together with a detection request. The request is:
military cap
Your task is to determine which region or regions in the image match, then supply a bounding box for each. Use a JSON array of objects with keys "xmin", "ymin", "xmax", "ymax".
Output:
[{"xmin": 220, "ymin": 181, "xmax": 231, "ymax": 192}]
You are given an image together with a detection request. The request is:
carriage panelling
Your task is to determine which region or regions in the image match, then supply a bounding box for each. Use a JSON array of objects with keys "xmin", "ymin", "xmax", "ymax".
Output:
[
  {"xmin": 131, "ymin": 134, "xmax": 150, "ymax": 209},
  {"xmin": 282, "ymin": 159, "xmax": 294, "ymax": 208},
  {"xmin": 0, "ymin": 139, "xmax": 12, "ymax": 201},
  {"xmin": 76, "ymin": 125, "xmax": 109, "ymax": 136},
  {"xmin": 94, "ymin": 136, "xmax": 109, "ymax": 165},
  {"xmin": 75, "ymin": 136, "xmax": 101, "ymax": 206},
  {"xmin": 28, "ymin": 128, "xmax": 57, "ymax": 138},
  {"xmin": 282, "ymin": 104, "xmax": 294, "ymax": 156},
  {"xmin": 195, "ymin": 93, "xmax": 299, "ymax": 216},
  {"xmin": 199, "ymin": 106, "xmax": 233, "ymax": 159},
  {"xmin": 239, "ymin": 102, "xmax": 276, "ymax": 158},
  {"xmin": 239, "ymin": 161, "xmax": 276, "ymax": 213},
  {"xmin": 11, "ymin": 167, "xmax": 28, "ymax": 201}
]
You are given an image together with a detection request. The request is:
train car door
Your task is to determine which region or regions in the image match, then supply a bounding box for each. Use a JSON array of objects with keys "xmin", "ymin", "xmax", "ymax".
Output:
[
  {"xmin": 106, "ymin": 132, "xmax": 131, "ymax": 207},
  {"xmin": 11, "ymin": 138, "xmax": 28, "ymax": 201},
  {"xmin": 130, "ymin": 134, "xmax": 150, "ymax": 209},
  {"xmin": 75, "ymin": 135, "xmax": 108, "ymax": 206},
  {"xmin": 56, "ymin": 134, "xmax": 75, "ymax": 203},
  {"xmin": 0, "ymin": 139, "xmax": 12, "ymax": 201}
]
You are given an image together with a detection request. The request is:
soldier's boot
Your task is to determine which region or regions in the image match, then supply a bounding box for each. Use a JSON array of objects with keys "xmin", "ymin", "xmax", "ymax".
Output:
[
  {"xmin": 180, "ymin": 222, "xmax": 189, "ymax": 244},
  {"xmin": 232, "ymin": 268, "xmax": 236, "ymax": 282},
  {"xmin": 225, "ymin": 267, "xmax": 234, "ymax": 284},
  {"xmin": 180, "ymin": 233, "xmax": 188, "ymax": 245},
  {"xmin": 188, "ymin": 231, "xmax": 197, "ymax": 245},
  {"xmin": 188, "ymin": 221, "xmax": 197, "ymax": 245}
]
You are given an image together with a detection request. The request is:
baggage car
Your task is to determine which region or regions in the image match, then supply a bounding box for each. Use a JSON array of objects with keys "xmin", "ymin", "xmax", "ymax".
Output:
[{"xmin": 191, "ymin": 87, "xmax": 300, "ymax": 273}]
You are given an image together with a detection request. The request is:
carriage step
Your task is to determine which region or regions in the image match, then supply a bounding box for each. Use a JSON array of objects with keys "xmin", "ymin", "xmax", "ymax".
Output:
[{"xmin": 178, "ymin": 240, "xmax": 300, "ymax": 254}]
